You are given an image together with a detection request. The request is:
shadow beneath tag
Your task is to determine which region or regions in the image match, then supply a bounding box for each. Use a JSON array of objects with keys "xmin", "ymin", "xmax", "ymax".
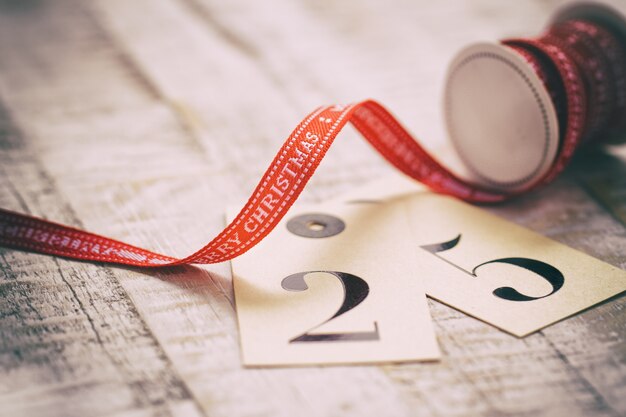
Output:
[{"xmin": 113, "ymin": 262, "xmax": 237, "ymax": 310}]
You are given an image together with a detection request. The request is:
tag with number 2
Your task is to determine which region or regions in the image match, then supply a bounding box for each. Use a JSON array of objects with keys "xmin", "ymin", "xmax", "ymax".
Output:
[{"xmin": 229, "ymin": 201, "xmax": 440, "ymax": 367}]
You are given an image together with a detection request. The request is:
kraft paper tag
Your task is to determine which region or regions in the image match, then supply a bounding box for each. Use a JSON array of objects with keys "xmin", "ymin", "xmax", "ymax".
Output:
[
  {"xmin": 338, "ymin": 174, "xmax": 626, "ymax": 337},
  {"xmin": 228, "ymin": 201, "xmax": 440, "ymax": 366}
]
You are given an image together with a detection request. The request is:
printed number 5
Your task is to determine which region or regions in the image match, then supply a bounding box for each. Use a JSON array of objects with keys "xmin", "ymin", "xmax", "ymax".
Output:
[{"xmin": 421, "ymin": 234, "xmax": 564, "ymax": 301}]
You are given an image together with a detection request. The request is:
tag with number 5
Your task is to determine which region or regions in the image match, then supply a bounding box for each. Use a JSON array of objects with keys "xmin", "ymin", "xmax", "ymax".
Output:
[
  {"xmin": 406, "ymin": 192, "xmax": 626, "ymax": 336},
  {"xmin": 229, "ymin": 201, "xmax": 440, "ymax": 367},
  {"xmin": 335, "ymin": 174, "xmax": 626, "ymax": 337}
]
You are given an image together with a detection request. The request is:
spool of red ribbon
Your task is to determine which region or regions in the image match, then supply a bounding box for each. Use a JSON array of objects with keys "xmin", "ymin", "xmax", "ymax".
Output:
[
  {"xmin": 445, "ymin": 2, "xmax": 626, "ymax": 193},
  {"xmin": 0, "ymin": 3, "xmax": 624, "ymax": 267}
]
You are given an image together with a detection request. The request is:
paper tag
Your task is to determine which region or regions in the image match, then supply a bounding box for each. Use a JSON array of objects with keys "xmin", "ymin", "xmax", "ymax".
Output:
[
  {"xmin": 338, "ymin": 175, "xmax": 626, "ymax": 337},
  {"xmin": 229, "ymin": 201, "xmax": 440, "ymax": 366}
]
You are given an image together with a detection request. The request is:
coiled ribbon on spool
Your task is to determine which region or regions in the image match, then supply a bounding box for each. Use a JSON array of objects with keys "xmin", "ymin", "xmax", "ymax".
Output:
[{"xmin": 0, "ymin": 3, "xmax": 625, "ymax": 267}]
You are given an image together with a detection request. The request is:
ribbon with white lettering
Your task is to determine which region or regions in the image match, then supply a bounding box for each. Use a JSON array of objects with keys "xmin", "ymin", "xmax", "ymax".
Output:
[{"xmin": 0, "ymin": 11, "xmax": 624, "ymax": 267}]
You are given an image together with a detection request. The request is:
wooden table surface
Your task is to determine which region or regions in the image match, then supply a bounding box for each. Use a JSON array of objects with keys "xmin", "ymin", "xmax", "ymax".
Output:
[{"xmin": 1, "ymin": 1, "xmax": 625, "ymax": 416}]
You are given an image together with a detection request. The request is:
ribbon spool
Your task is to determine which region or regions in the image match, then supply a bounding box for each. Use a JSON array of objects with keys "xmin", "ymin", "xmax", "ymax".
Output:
[
  {"xmin": 445, "ymin": 2, "xmax": 626, "ymax": 192},
  {"xmin": 0, "ymin": 3, "xmax": 625, "ymax": 267}
]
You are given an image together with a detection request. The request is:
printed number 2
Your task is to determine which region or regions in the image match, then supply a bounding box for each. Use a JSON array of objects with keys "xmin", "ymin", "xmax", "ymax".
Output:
[
  {"xmin": 281, "ymin": 271, "xmax": 380, "ymax": 343},
  {"xmin": 421, "ymin": 234, "xmax": 564, "ymax": 301}
]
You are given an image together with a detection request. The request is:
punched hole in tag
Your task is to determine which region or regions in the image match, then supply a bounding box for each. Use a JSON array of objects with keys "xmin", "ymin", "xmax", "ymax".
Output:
[{"xmin": 286, "ymin": 213, "xmax": 346, "ymax": 238}]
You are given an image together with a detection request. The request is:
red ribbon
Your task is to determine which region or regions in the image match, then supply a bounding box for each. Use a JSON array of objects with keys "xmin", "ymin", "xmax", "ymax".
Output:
[{"xmin": 0, "ymin": 19, "xmax": 624, "ymax": 267}]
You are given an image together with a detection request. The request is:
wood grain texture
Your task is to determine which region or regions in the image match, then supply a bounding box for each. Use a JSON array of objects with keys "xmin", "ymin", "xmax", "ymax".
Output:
[
  {"xmin": 0, "ymin": 82, "xmax": 201, "ymax": 417},
  {"xmin": 0, "ymin": 0, "xmax": 624, "ymax": 416}
]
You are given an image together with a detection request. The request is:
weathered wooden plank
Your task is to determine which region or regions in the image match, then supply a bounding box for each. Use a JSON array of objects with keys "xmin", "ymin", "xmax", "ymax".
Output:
[
  {"xmin": 0, "ymin": 0, "xmax": 624, "ymax": 416},
  {"xmin": 0, "ymin": 118, "xmax": 202, "ymax": 417},
  {"xmin": 0, "ymin": 3, "xmax": 203, "ymax": 417}
]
